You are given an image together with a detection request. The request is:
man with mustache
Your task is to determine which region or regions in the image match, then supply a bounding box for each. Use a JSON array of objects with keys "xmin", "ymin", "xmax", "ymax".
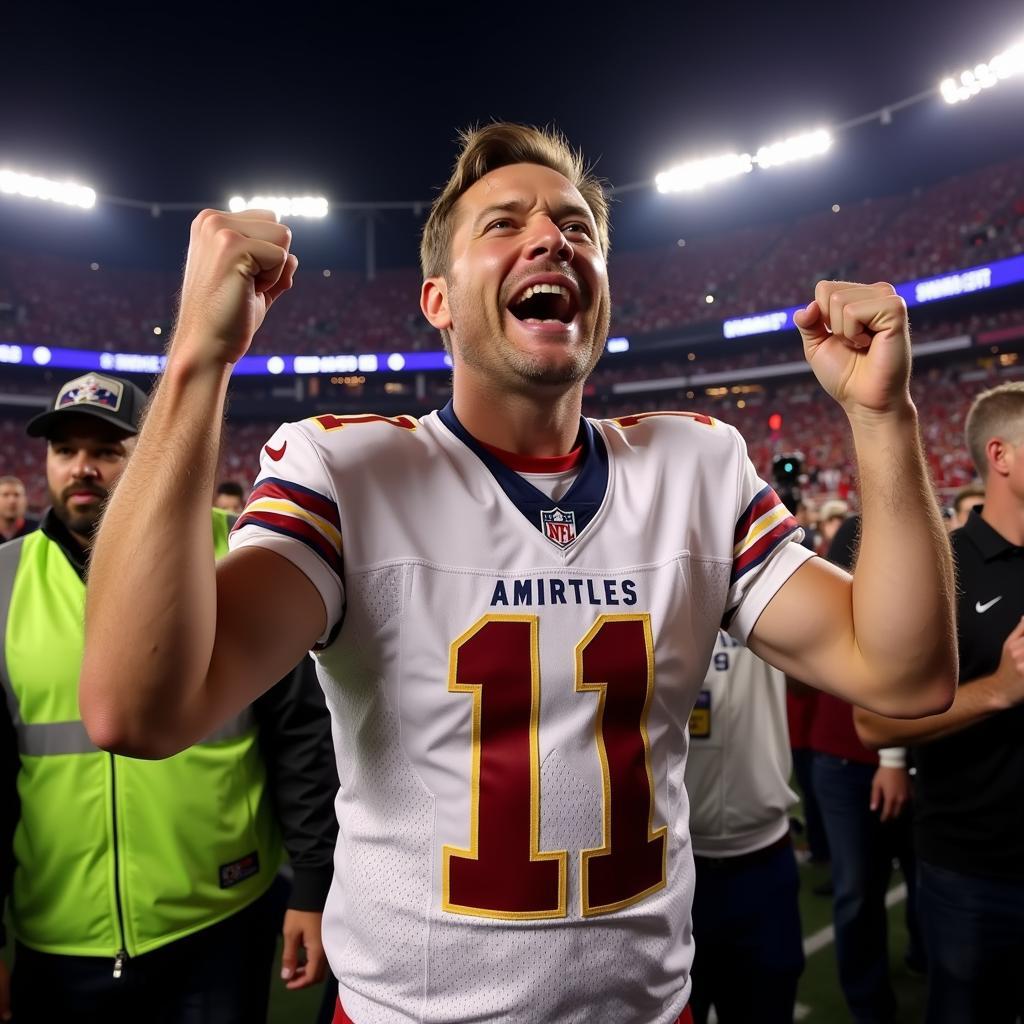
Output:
[{"xmin": 0, "ymin": 372, "xmax": 337, "ymax": 1023}]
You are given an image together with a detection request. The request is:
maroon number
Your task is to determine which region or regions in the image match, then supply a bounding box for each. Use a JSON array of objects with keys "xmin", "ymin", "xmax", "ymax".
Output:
[{"xmin": 444, "ymin": 614, "xmax": 664, "ymax": 919}]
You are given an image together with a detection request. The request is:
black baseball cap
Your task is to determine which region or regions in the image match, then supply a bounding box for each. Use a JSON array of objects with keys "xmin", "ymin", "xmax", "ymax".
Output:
[{"xmin": 26, "ymin": 372, "xmax": 148, "ymax": 439}]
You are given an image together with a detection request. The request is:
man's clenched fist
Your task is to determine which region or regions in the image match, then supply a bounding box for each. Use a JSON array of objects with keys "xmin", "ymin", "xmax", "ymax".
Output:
[
  {"xmin": 794, "ymin": 280, "xmax": 912, "ymax": 417},
  {"xmin": 173, "ymin": 208, "xmax": 298, "ymax": 367}
]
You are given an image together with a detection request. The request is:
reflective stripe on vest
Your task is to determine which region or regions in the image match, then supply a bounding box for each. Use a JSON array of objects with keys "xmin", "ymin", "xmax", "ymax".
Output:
[{"xmin": 0, "ymin": 517, "xmax": 252, "ymax": 757}]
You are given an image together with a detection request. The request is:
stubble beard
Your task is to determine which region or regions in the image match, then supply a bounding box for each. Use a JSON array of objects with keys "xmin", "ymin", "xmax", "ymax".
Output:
[
  {"xmin": 48, "ymin": 486, "xmax": 105, "ymax": 541},
  {"xmin": 450, "ymin": 291, "xmax": 610, "ymax": 392}
]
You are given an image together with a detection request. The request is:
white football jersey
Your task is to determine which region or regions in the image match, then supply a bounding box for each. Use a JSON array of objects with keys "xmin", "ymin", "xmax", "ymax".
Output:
[
  {"xmin": 685, "ymin": 633, "xmax": 798, "ymax": 859},
  {"xmin": 230, "ymin": 403, "xmax": 814, "ymax": 1024}
]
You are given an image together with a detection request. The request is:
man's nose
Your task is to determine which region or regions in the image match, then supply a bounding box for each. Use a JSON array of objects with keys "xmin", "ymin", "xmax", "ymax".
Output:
[
  {"xmin": 526, "ymin": 218, "xmax": 574, "ymax": 263},
  {"xmin": 70, "ymin": 452, "xmax": 100, "ymax": 479}
]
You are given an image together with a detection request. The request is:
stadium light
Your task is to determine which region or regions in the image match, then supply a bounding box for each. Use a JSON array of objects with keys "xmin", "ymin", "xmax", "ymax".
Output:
[
  {"xmin": 753, "ymin": 129, "xmax": 832, "ymax": 169},
  {"xmin": 227, "ymin": 195, "xmax": 328, "ymax": 219},
  {"xmin": 655, "ymin": 128, "xmax": 831, "ymax": 194},
  {"xmin": 655, "ymin": 153, "xmax": 752, "ymax": 193},
  {"xmin": 0, "ymin": 169, "xmax": 96, "ymax": 209},
  {"xmin": 941, "ymin": 39, "xmax": 1024, "ymax": 103}
]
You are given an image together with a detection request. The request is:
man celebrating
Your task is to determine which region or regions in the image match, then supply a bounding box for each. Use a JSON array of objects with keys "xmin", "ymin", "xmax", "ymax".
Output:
[
  {"xmin": 81, "ymin": 124, "xmax": 957, "ymax": 1024},
  {"xmin": 1, "ymin": 373, "xmax": 336, "ymax": 1022}
]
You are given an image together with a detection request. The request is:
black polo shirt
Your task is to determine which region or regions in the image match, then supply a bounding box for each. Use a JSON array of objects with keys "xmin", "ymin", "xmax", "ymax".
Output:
[{"xmin": 913, "ymin": 507, "xmax": 1024, "ymax": 880}]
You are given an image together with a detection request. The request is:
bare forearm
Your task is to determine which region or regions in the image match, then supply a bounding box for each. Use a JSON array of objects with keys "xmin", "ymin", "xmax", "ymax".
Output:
[
  {"xmin": 81, "ymin": 355, "xmax": 230, "ymax": 754},
  {"xmin": 847, "ymin": 402, "xmax": 957, "ymax": 699},
  {"xmin": 855, "ymin": 675, "xmax": 1001, "ymax": 747}
]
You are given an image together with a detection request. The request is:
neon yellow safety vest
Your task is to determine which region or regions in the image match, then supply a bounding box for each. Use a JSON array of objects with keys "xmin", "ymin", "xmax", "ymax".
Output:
[{"xmin": 0, "ymin": 509, "xmax": 283, "ymax": 958}]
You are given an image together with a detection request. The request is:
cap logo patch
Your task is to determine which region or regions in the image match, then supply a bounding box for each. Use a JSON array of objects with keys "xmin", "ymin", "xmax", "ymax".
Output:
[{"xmin": 55, "ymin": 373, "xmax": 124, "ymax": 413}]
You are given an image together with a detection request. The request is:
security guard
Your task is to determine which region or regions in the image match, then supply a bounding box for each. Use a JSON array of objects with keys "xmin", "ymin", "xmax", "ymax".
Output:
[{"xmin": 0, "ymin": 372, "xmax": 338, "ymax": 1024}]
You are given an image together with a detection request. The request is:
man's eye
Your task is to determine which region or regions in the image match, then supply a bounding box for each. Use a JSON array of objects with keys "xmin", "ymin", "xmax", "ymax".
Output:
[
  {"xmin": 564, "ymin": 222, "xmax": 592, "ymax": 237},
  {"xmin": 487, "ymin": 219, "xmax": 514, "ymax": 231}
]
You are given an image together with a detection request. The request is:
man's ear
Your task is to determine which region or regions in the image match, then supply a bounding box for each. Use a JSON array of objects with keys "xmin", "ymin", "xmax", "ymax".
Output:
[
  {"xmin": 421, "ymin": 277, "xmax": 452, "ymax": 330},
  {"xmin": 987, "ymin": 437, "xmax": 1011, "ymax": 479}
]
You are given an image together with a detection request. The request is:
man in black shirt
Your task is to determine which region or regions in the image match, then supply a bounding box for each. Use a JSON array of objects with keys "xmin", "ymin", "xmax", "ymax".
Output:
[{"xmin": 855, "ymin": 381, "xmax": 1024, "ymax": 1023}]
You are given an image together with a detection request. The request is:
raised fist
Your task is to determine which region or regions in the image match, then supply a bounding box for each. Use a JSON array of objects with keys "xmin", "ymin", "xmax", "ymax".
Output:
[
  {"xmin": 173, "ymin": 208, "xmax": 298, "ymax": 366},
  {"xmin": 794, "ymin": 280, "xmax": 911, "ymax": 416}
]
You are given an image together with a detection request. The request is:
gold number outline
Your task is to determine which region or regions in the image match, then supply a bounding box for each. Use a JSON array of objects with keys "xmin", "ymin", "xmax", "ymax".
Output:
[
  {"xmin": 575, "ymin": 613, "xmax": 667, "ymax": 917},
  {"xmin": 442, "ymin": 614, "xmax": 568, "ymax": 920}
]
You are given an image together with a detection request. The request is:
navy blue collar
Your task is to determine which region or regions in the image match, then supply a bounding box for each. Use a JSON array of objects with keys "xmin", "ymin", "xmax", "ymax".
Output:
[{"xmin": 438, "ymin": 400, "xmax": 609, "ymax": 550}]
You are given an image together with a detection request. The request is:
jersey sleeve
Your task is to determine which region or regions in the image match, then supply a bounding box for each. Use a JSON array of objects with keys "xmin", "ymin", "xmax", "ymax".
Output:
[
  {"xmin": 228, "ymin": 421, "xmax": 344, "ymax": 645},
  {"xmin": 722, "ymin": 431, "xmax": 815, "ymax": 642}
]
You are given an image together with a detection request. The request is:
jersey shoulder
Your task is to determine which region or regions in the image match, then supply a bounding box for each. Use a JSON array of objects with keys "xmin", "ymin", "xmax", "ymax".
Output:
[
  {"xmin": 277, "ymin": 411, "xmax": 430, "ymax": 470},
  {"xmin": 594, "ymin": 409, "xmax": 746, "ymax": 464}
]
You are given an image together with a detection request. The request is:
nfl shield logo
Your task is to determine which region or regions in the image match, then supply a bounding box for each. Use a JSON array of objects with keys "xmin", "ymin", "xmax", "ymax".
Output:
[{"xmin": 540, "ymin": 507, "xmax": 577, "ymax": 549}]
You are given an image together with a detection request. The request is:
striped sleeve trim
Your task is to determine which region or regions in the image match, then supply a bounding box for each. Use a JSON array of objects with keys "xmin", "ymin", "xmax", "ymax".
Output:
[
  {"xmin": 247, "ymin": 477, "xmax": 340, "ymax": 532},
  {"xmin": 732, "ymin": 484, "xmax": 799, "ymax": 585},
  {"xmin": 231, "ymin": 477, "xmax": 343, "ymax": 578}
]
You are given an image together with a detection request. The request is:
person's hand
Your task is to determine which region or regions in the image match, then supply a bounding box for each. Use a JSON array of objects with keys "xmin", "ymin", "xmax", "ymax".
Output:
[
  {"xmin": 0, "ymin": 958, "xmax": 11, "ymax": 1021},
  {"xmin": 870, "ymin": 765, "xmax": 911, "ymax": 822},
  {"xmin": 988, "ymin": 616, "xmax": 1024, "ymax": 710},
  {"xmin": 280, "ymin": 909, "xmax": 328, "ymax": 990},
  {"xmin": 172, "ymin": 208, "xmax": 298, "ymax": 367},
  {"xmin": 794, "ymin": 281, "xmax": 911, "ymax": 418}
]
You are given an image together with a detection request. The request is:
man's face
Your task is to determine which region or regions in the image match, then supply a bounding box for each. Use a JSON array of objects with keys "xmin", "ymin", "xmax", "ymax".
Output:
[
  {"xmin": 820, "ymin": 516, "xmax": 844, "ymax": 543},
  {"xmin": 46, "ymin": 416, "xmax": 135, "ymax": 541},
  {"xmin": 0, "ymin": 482, "xmax": 26, "ymax": 522},
  {"xmin": 951, "ymin": 495, "xmax": 983, "ymax": 529},
  {"xmin": 214, "ymin": 493, "xmax": 244, "ymax": 515},
  {"xmin": 428, "ymin": 162, "xmax": 611, "ymax": 392}
]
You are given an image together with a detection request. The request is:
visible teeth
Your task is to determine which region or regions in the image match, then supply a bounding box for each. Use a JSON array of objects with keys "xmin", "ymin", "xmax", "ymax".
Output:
[{"xmin": 518, "ymin": 283, "xmax": 570, "ymax": 302}]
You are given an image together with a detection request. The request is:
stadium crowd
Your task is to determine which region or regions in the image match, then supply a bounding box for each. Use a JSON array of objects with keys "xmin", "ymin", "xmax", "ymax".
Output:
[{"xmin": 1, "ymin": 154, "xmax": 1022, "ymax": 357}]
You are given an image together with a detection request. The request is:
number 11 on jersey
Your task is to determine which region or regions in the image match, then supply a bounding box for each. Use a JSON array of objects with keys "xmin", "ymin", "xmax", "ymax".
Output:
[{"xmin": 443, "ymin": 614, "xmax": 667, "ymax": 920}]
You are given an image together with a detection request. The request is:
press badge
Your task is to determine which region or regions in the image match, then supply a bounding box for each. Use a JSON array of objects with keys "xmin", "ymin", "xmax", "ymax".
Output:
[{"xmin": 689, "ymin": 690, "xmax": 712, "ymax": 738}]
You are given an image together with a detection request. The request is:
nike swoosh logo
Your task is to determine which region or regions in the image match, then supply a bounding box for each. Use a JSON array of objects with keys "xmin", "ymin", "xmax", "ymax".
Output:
[
  {"xmin": 976, "ymin": 596, "xmax": 1003, "ymax": 613},
  {"xmin": 264, "ymin": 441, "xmax": 287, "ymax": 462}
]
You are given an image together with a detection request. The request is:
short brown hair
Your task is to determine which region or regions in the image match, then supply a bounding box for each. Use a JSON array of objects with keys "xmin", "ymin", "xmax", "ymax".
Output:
[
  {"xmin": 965, "ymin": 381, "xmax": 1024, "ymax": 479},
  {"xmin": 420, "ymin": 122, "xmax": 610, "ymax": 283}
]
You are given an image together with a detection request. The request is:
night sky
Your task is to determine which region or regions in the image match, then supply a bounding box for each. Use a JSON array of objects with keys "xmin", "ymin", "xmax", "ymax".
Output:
[{"xmin": 2, "ymin": 1, "xmax": 1023, "ymax": 270}]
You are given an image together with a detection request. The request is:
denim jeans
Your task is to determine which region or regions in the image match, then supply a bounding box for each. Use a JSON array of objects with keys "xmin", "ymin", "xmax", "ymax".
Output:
[
  {"xmin": 917, "ymin": 860, "xmax": 1024, "ymax": 1024},
  {"xmin": 689, "ymin": 839, "xmax": 804, "ymax": 1024},
  {"xmin": 811, "ymin": 753, "xmax": 922, "ymax": 1024}
]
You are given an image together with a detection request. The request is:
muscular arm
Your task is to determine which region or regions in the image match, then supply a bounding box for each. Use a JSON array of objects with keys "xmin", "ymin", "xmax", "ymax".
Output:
[
  {"xmin": 853, "ymin": 616, "xmax": 1024, "ymax": 746},
  {"xmin": 748, "ymin": 282, "xmax": 957, "ymax": 718},
  {"xmin": 853, "ymin": 677, "xmax": 1002, "ymax": 747},
  {"xmin": 80, "ymin": 210, "xmax": 322, "ymax": 758}
]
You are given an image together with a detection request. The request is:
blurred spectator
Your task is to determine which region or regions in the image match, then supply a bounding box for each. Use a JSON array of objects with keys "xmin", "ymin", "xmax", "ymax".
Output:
[
  {"xmin": 0, "ymin": 476, "xmax": 35, "ymax": 541},
  {"xmin": 215, "ymin": 479, "xmax": 246, "ymax": 515},
  {"xmin": 949, "ymin": 483, "xmax": 984, "ymax": 531},
  {"xmin": 816, "ymin": 500, "xmax": 849, "ymax": 554}
]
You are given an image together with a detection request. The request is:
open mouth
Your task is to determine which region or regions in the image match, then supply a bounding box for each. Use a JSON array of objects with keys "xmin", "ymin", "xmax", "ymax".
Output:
[{"xmin": 507, "ymin": 282, "xmax": 580, "ymax": 325}]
